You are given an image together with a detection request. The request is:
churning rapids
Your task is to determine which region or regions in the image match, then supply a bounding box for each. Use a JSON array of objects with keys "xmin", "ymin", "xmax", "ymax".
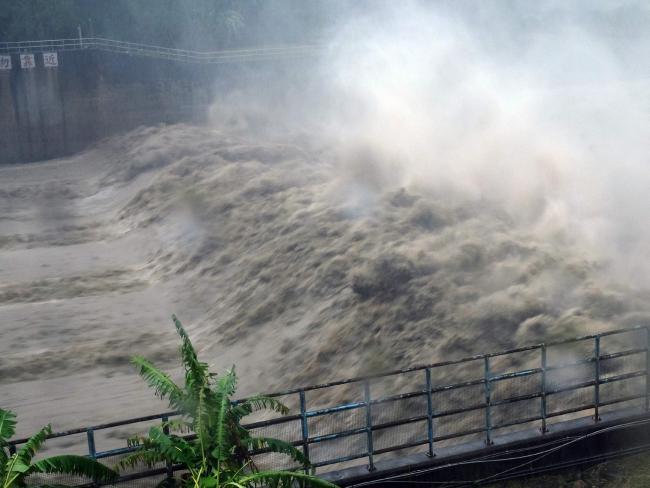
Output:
[{"xmin": 2, "ymin": 123, "xmax": 649, "ymax": 439}]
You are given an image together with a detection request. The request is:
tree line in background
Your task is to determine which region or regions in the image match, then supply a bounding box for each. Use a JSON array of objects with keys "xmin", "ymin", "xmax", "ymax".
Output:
[
  {"xmin": 0, "ymin": 0, "xmax": 349, "ymax": 49},
  {"xmin": 1, "ymin": 1, "xmax": 648, "ymax": 53}
]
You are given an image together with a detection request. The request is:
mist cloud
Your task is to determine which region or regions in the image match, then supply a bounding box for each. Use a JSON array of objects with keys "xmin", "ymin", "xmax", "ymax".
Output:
[{"xmin": 307, "ymin": 1, "xmax": 650, "ymax": 287}]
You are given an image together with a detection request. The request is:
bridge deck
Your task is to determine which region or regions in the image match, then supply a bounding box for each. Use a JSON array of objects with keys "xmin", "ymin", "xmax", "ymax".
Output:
[
  {"xmin": 323, "ymin": 407, "xmax": 650, "ymax": 486},
  {"xmin": 7, "ymin": 326, "xmax": 650, "ymax": 486}
]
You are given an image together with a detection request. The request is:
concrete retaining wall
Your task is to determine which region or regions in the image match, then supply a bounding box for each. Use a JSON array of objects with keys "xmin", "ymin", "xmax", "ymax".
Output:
[{"xmin": 0, "ymin": 50, "xmax": 214, "ymax": 164}]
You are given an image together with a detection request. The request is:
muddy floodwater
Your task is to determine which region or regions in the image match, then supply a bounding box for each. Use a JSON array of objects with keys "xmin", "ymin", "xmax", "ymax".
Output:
[{"xmin": 2, "ymin": 124, "xmax": 649, "ymax": 439}]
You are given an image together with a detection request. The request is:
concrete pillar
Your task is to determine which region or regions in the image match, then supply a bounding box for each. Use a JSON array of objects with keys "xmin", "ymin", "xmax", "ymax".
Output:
[{"xmin": 0, "ymin": 70, "xmax": 22, "ymax": 164}]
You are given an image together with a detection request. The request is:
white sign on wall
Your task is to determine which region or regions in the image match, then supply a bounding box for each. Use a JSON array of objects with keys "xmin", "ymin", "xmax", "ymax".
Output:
[
  {"xmin": 20, "ymin": 54, "xmax": 35, "ymax": 69},
  {"xmin": 43, "ymin": 52, "xmax": 58, "ymax": 68},
  {"xmin": 0, "ymin": 56, "xmax": 11, "ymax": 70}
]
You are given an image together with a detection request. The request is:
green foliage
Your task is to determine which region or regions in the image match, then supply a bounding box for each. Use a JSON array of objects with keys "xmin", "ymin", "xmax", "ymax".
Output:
[
  {"xmin": 119, "ymin": 315, "xmax": 337, "ymax": 488},
  {"xmin": 0, "ymin": 0, "xmax": 249, "ymax": 47},
  {"xmin": 0, "ymin": 408, "xmax": 117, "ymax": 488}
]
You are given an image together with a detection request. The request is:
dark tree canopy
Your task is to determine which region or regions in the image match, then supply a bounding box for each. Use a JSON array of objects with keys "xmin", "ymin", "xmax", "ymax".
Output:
[{"xmin": 0, "ymin": 0, "xmax": 346, "ymax": 49}]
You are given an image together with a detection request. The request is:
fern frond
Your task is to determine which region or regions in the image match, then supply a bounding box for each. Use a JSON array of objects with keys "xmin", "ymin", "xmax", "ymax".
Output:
[
  {"xmin": 0, "ymin": 447, "xmax": 7, "ymax": 477},
  {"xmin": 213, "ymin": 383, "xmax": 233, "ymax": 462},
  {"xmin": 172, "ymin": 315, "xmax": 210, "ymax": 390},
  {"xmin": 194, "ymin": 387, "xmax": 210, "ymax": 468},
  {"xmin": 235, "ymin": 470, "xmax": 338, "ymax": 488},
  {"xmin": 245, "ymin": 437, "xmax": 309, "ymax": 467},
  {"xmin": 117, "ymin": 448, "xmax": 167, "ymax": 470},
  {"xmin": 131, "ymin": 356, "xmax": 184, "ymax": 407},
  {"xmin": 30, "ymin": 455, "xmax": 118, "ymax": 483},
  {"xmin": 215, "ymin": 368, "xmax": 238, "ymax": 397},
  {"xmin": 161, "ymin": 418, "xmax": 193, "ymax": 433},
  {"xmin": 16, "ymin": 425, "xmax": 51, "ymax": 466},
  {"xmin": 234, "ymin": 396, "xmax": 289, "ymax": 421},
  {"xmin": 0, "ymin": 409, "xmax": 16, "ymax": 445}
]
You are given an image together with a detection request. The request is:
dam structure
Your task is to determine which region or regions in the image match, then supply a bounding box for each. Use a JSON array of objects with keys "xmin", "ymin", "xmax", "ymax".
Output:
[{"xmin": 0, "ymin": 36, "xmax": 320, "ymax": 164}]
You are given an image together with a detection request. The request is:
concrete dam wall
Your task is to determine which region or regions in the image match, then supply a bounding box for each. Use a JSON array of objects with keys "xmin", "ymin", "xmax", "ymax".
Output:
[{"xmin": 0, "ymin": 50, "xmax": 213, "ymax": 164}]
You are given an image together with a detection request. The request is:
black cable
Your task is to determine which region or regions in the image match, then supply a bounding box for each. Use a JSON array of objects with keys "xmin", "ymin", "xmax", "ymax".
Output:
[{"xmin": 347, "ymin": 418, "xmax": 650, "ymax": 487}]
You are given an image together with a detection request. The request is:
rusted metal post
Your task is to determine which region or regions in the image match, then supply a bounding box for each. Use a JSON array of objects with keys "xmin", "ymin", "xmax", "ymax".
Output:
[
  {"xmin": 425, "ymin": 368, "xmax": 435, "ymax": 457},
  {"xmin": 594, "ymin": 336, "xmax": 601, "ymax": 422},
  {"xmin": 484, "ymin": 357, "xmax": 493, "ymax": 445},
  {"xmin": 162, "ymin": 416, "xmax": 173, "ymax": 479},
  {"xmin": 364, "ymin": 380, "xmax": 375, "ymax": 471},
  {"xmin": 541, "ymin": 344, "xmax": 548, "ymax": 433},
  {"xmin": 646, "ymin": 328, "xmax": 650, "ymax": 411},
  {"xmin": 299, "ymin": 390, "xmax": 311, "ymax": 473},
  {"xmin": 86, "ymin": 428, "xmax": 96, "ymax": 459}
]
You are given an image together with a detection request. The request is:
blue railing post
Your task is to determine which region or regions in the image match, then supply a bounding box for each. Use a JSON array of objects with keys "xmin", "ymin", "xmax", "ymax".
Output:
[
  {"xmin": 484, "ymin": 357, "xmax": 493, "ymax": 445},
  {"xmin": 299, "ymin": 390, "xmax": 312, "ymax": 473},
  {"xmin": 86, "ymin": 429, "xmax": 96, "ymax": 459},
  {"xmin": 162, "ymin": 416, "xmax": 173, "ymax": 479},
  {"xmin": 363, "ymin": 380, "xmax": 375, "ymax": 471},
  {"xmin": 540, "ymin": 344, "xmax": 548, "ymax": 433},
  {"xmin": 425, "ymin": 368, "xmax": 435, "ymax": 457},
  {"xmin": 646, "ymin": 327, "xmax": 650, "ymax": 411},
  {"xmin": 594, "ymin": 336, "xmax": 601, "ymax": 422}
]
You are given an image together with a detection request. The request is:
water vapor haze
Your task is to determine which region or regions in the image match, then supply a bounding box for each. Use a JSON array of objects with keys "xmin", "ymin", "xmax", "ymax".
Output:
[
  {"xmin": 2, "ymin": 0, "xmax": 650, "ymax": 434},
  {"xmin": 313, "ymin": 1, "xmax": 650, "ymax": 286}
]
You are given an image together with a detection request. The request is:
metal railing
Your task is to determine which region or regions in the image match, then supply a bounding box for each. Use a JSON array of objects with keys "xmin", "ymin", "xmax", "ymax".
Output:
[
  {"xmin": 8, "ymin": 325, "xmax": 650, "ymax": 483},
  {"xmin": 0, "ymin": 37, "xmax": 322, "ymax": 64}
]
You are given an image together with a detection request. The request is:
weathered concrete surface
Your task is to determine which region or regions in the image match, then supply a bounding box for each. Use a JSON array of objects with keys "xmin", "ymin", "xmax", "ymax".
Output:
[{"xmin": 0, "ymin": 51, "xmax": 212, "ymax": 164}]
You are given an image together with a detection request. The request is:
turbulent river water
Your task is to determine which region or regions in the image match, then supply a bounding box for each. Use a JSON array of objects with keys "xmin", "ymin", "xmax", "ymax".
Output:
[{"xmin": 1, "ymin": 123, "xmax": 649, "ymax": 440}]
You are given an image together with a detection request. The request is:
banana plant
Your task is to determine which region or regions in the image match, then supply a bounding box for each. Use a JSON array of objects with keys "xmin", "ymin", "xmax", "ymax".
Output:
[
  {"xmin": 0, "ymin": 408, "xmax": 117, "ymax": 488},
  {"xmin": 118, "ymin": 315, "xmax": 337, "ymax": 488}
]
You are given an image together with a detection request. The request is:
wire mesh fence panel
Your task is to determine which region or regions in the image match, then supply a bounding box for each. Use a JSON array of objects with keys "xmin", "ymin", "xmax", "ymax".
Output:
[
  {"xmin": 546, "ymin": 361, "xmax": 594, "ymax": 390},
  {"xmin": 490, "ymin": 373, "xmax": 541, "ymax": 402},
  {"xmin": 247, "ymin": 419, "xmax": 305, "ymax": 473},
  {"xmin": 546, "ymin": 340, "xmax": 594, "ymax": 368},
  {"xmin": 307, "ymin": 406, "xmax": 366, "ymax": 438},
  {"xmin": 99, "ymin": 451, "xmax": 167, "ymax": 483},
  {"xmin": 432, "ymin": 383, "xmax": 484, "ymax": 414},
  {"xmin": 600, "ymin": 353, "xmax": 645, "ymax": 380},
  {"xmin": 307, "ymin": 432, "xmax": 367, "ymax": 468},
  {"xmin": 11, "ymin": 327, "xmax": 649, "ymax": 485},
  {"xmin": 370, "ymin": 369, "xmax": 426, "ymax": 399},
  {"xmin": 599, "ymin": 396, "xmax": 645, "ymax": 415},
  {"xmin": 372, "ymin": 395, "xmax": 428, "ymax": 426},
  {"xmin": 373, "ymin": 418, "xmax": 428, "ymax": 452},
  {"xmin": 546, "ymin": 385, "xmax": 595, "ymax": 424},
  {"xmin": 305, "ymin": 382, "xmax": 363, "ymax": 412},
  {"xmin": 26, "ymin": 472, "xmax": 97, "ymax": 487},
  {"xmin": 30, "ymin": 432, "xmax": 88, "ymax": 457},
  {"xmin": 491, "ymin": 398, "xmax": 540, "ymax": 430},
  {"xmin": 374, "ymin": 442, "xmax": 428, "ymax": 464},
  {"xmin": 241, "ymin": 392, "xmax": 300, "ymax": 425},
  {"xmin": 250, "ymin": 450, "xmax": 301, "ymax": 472},
  {"xmin": 109, "ymin": 474, "xmax": 169, "ymax": 488},
  {"xmin": 94, "ymin": 417, "xmax": 174, "ymax": 455},
  {"xmin": 601, "ymin": 328, "xmax": 647, "ymax": 354},
  {"xmin": 248, "ymin": 417, "xmax": 303, "ymax": 448},
  {"xmin": 24, "ymin": 433, "xmax": 93, "ymax": 487},
  {"xmin": 489, "ymin": 348, "xmax": 540, "ymax": 376},
  {"xmin": 600, "ymin": 376, "xmax": 646, "ymax": 404},
  {"xmin": 434, "ymin": 408, "xmax": 485, "ymax": 440},
  {"xmin": 429, "ymin": 359, "xmax": 483, "ymax": 387}
]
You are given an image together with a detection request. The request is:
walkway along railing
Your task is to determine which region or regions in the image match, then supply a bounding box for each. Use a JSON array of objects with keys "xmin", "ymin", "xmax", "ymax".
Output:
[
  {"xmin": 8, "ymin": 325, "xmax": 650, "ymax": 484},
  {"xmin": 0, "ymin": 37, "xmax": 322, "ymax": 64}
]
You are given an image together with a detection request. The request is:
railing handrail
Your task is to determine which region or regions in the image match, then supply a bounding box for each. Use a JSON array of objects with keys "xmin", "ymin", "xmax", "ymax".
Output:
[
  {"xmin": 8, "ymin": 325, "xmax": 647, "ymax": 446},
  {"xmin": 0, "ymin": 36, "xmax": 323, "ymax": 64}
]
